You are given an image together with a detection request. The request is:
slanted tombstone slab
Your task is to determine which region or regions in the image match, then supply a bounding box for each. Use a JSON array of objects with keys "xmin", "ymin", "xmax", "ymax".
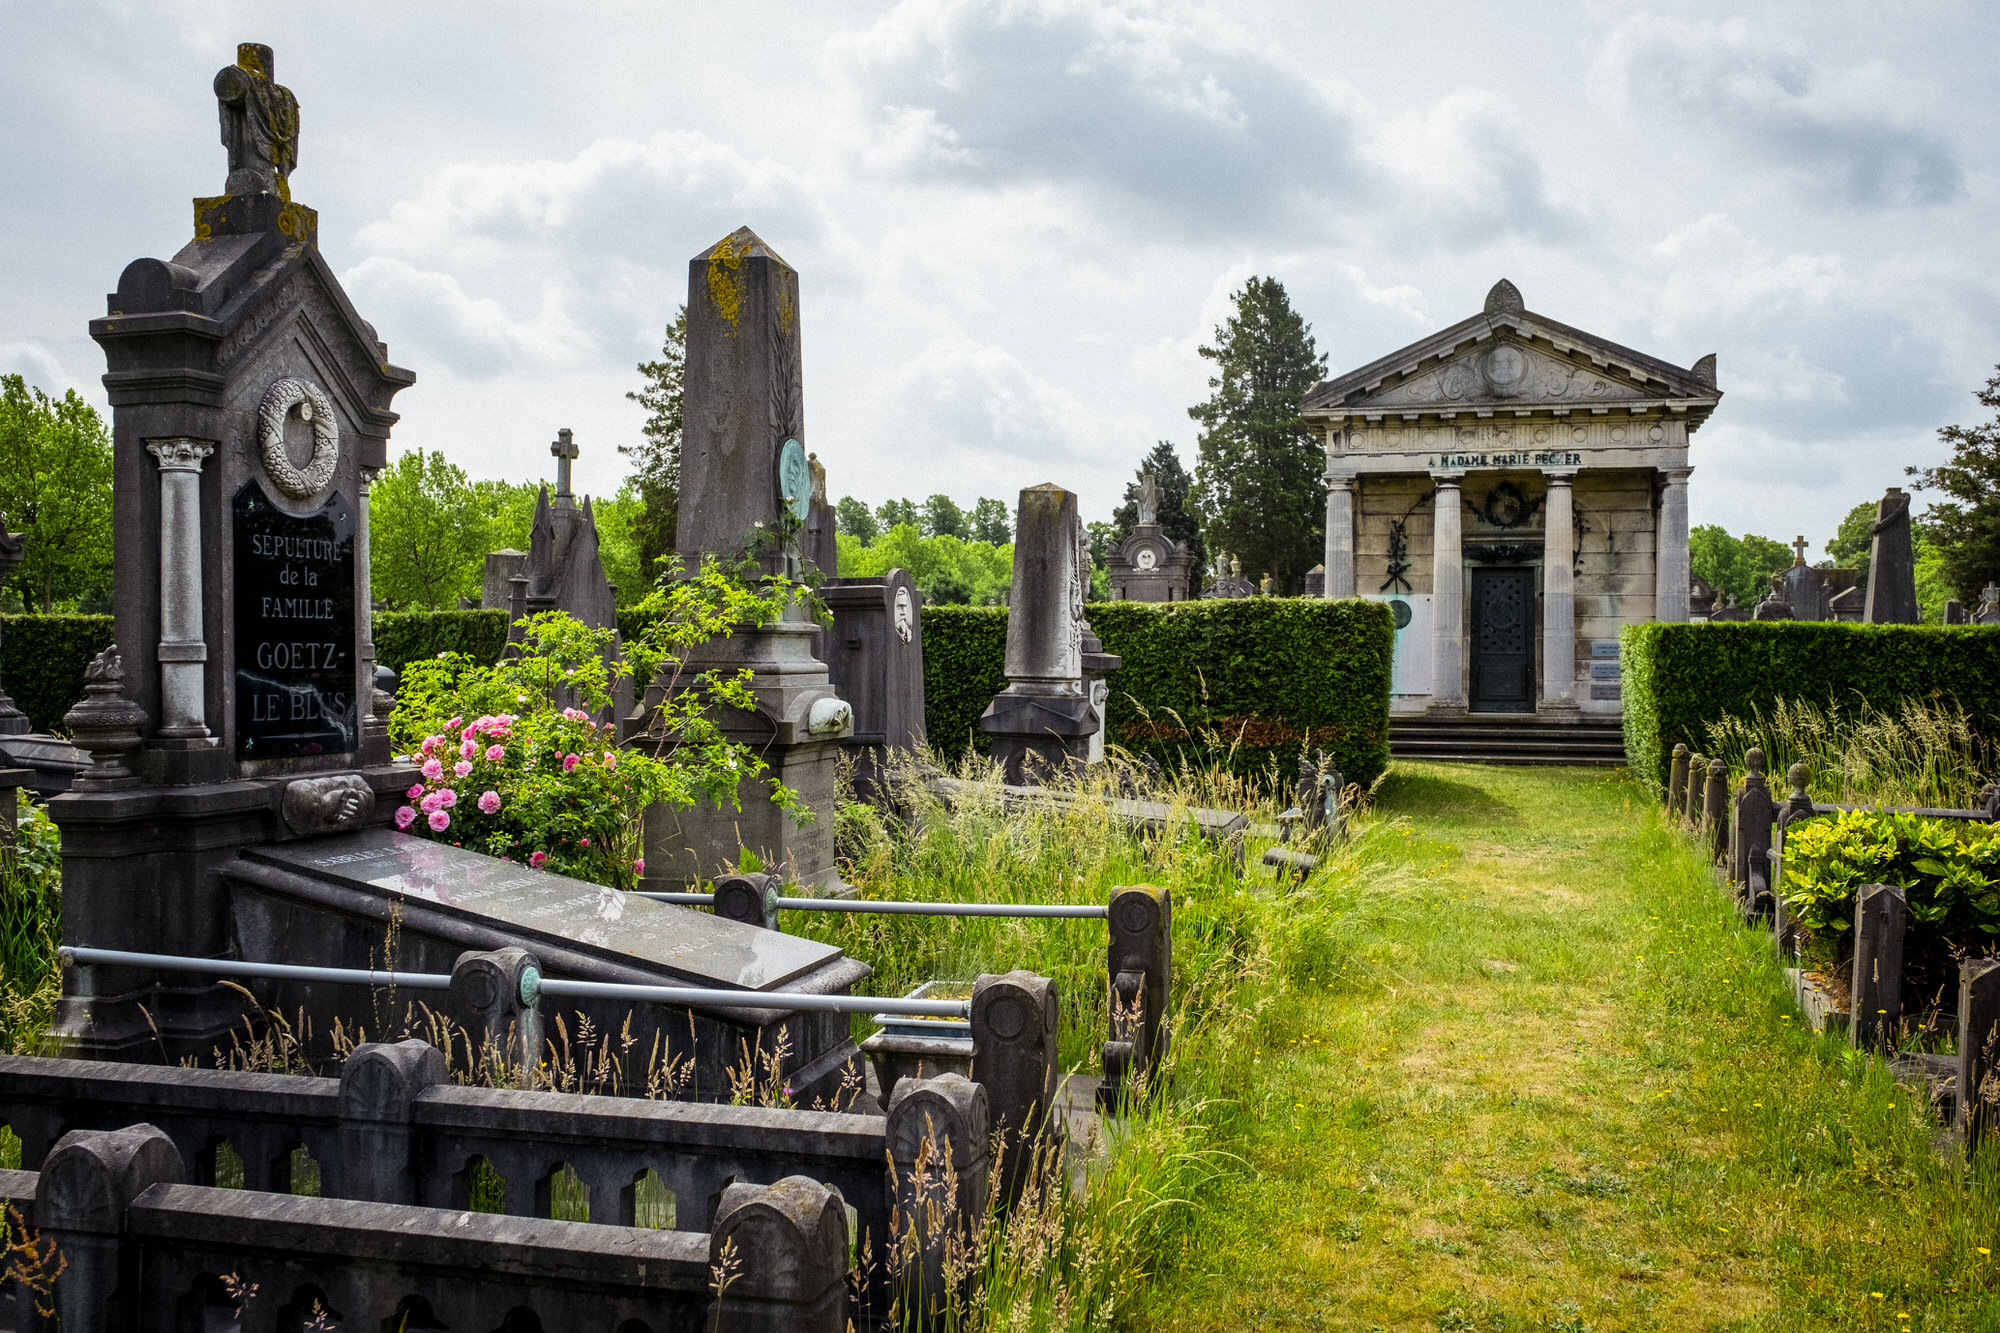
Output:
[
  {"xmin": 234, "ymin": 829, "xmax": 868, "ymax": 1105},
  {"xmin": 1863, "ymin": 487, "xmax": 1920, "ymax": 624},
  {"xmin": 638, "ymin": 228, "xmax": 853, "ymax": 889},
  {"xmin": 58, "ymin": 42, "xmax": 418, "ymax": 1059}
]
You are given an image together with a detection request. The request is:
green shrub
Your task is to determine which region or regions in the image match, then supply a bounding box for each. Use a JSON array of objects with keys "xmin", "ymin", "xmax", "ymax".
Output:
[
  {"xmin": 921, "ymin": 599, "xmax": 1395, "ymax": 789},
  {"xmin": 374, "ymin": 610, "xmax": 510, "ymax": 680},
  {"xmin": 0, "ymin": 613, "xmax": 113, "ymax": 733},
  {"xmin": 2, "ymin": 789, "xmax": 62, "ymax": 1053},
  {"xmin": 1621, "ymin": 622, "xmax": 2000, "ymax": 795}
]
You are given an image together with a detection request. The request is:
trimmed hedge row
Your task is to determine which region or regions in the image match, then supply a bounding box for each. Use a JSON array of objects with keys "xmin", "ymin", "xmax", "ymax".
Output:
[
  {"xmin": 924, "ymin": 599, "xmax": 1396, "ymax": 788},
  {"xmin": 374, "ymin": 610, "xmax": 511, "ymax": 681},
  {"xmin": 1620, "ymin": 620, "xmax": 2000, "ymax": 796},
  {"xmin": 0, "ymin": 614, "xmax": 114, "ymax": 734}
]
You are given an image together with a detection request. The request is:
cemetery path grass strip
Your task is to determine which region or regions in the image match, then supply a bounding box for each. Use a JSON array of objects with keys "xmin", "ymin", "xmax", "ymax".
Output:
[{"xmin": 1141, "ymin": 762, "xmax": 2000, "ymax": 1332}]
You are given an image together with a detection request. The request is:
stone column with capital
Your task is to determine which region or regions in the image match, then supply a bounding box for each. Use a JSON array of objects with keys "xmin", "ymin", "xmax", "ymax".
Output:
[
  {"xmin": 1540, "ymin": 471, "xmax": 1579, "ymax": 716},
  {"xmin": 1428, "ymin": 474, "xmax": 1466, "ymax": 713},
  {"xmin": 145, "ymin": 437, "xmax": 214, "ymax": 741},
  {"xmin": 1656, "ymin": 468, "xmax": 1693, "ymax": 623},
  {"xmin": 1323, "ymin": 472, "xmax": 1356, "ymax": 599}
]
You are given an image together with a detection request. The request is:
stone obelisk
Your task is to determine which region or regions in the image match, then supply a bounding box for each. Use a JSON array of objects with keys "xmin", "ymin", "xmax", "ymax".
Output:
[{"xmin": 636, "ymin": 227, "xmax": 853, "ymax": 890}]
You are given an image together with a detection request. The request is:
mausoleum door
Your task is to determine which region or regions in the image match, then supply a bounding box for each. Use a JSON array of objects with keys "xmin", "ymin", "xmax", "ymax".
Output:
[{"xmin": 1469, "ymin": 566, "xmax": 1535, "ymax": 713}]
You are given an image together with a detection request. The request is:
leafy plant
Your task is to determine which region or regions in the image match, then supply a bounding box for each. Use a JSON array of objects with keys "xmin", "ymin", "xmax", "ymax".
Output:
[
  {"xmin": 2, "ymin": 790, "xmax": 63, "ymax": 1054},
  {"xmin": 1781, "ymin": 808, "xmax": 2000, "ymax": 945}
]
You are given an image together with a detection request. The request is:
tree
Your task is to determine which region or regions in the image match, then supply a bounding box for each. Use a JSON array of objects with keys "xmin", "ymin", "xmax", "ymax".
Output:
[
  {"xmin": 1187, "ymin": 277, "xmax": 1328, "ymax": 594},
  {"xmin": 0, "ymin": 375, "xmax": 113, "ymax": 611},
  {"xmin": 370, "ymin": 448, "xmax": 493, "ymax": 609},
  {"xmin": 877, "ymin": 498, "xmax": 920, "ymax": 531},
  {"xmin": 1689, "ymin": 526, "xmax": 1793, "ymax": 608},
  {"xmin": 922, "ymin": 494, "xmax": 968, "ymax": 540},
  {"xmin": 1910, "ymin": 364, "xmax": 2000, "ymax": 604},
  {"xmin": 835, "ymin": 495, "xmax": 878, "ymax": 543},
  {"xmin": 623, "ymin": 306, "xmax": 686, "ymax": 587},
  {"xmin": 970, "ymin": 497, "xmax": 1011, "ymax": 544},
  {"xmin": 1109, "ymin": 440, "xmax": 1206, "ymax": 581}
]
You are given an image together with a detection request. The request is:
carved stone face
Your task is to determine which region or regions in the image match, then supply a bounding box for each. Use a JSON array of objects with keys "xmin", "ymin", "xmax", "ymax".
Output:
[
  {"xmin": 1135, "ymin": 546, "xmax": 1158, "ymax": 571},
  {"xmin": 894, "ymin": 585, "xmax": 913, "ymax": 643}
]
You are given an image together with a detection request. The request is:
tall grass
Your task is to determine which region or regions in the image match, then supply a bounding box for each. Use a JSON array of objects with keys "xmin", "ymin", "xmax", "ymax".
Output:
[
  {"xmin": 1703, "ymin": 695, "xmax": 2000, "ymax": 808},
  {"xmin": 1, "ymin": 790, "xmax": 62, "ymax": 1056}
]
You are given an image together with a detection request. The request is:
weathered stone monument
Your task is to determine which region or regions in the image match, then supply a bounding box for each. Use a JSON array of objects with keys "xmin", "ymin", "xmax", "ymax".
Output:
[
  {"xmin": 821, "ymin": 569, "xmax": 927, "ymax": 794},
  {"xmin": 58, "ymin": 43, "xmax": 417, "ymax": 1056},
  {"xmin": 638, "ymin": 227, "xmax": 854, "ymax": 888},
  {"xmin": 979, "ymin": 484, "xmax": 1098, "ymax": 783},
  {"xmin": 1205, "ymin": 553, "xmax": 1256, "ymax": 600},
  {"xmin": 1106, "ymin": 472, "xmax": 1194, "ymax": 602},
  {"xmin": 1863, "ymin": 487, "xmax": 1920, "ymax": 624}
]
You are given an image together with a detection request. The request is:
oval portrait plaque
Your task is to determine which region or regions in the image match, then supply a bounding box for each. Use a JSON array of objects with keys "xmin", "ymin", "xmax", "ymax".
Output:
[{"xmin": 777, "ymin": 438, "xmax": 811, "ymax": 523}]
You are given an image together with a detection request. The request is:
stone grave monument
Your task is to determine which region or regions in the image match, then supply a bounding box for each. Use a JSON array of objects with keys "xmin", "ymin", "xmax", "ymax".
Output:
[
  {"xmin": 637, "ymin": 227, "xmax": 854, "ymax": 889},
  {"xmin": 979, "ymin": 484, "xmax": 1098, "ymax": 783},
  {"xmin": 1863, "ymin": 487, "xmax": 1920, "ymax": 624},
  {"xmin": 1106, "ymin": 472, "xmax": 1194, "ymax": 602},
  {"xmin": 821, "ymin": 568, "xmax": 927, "ymax": 795},
  {"xmin": 55, "ymin": 42, "xmax": 419, "ymax": 1057},
  {"xmin": 1206, "ymin": 553, "xmax": 1256, "ymax": 599}
]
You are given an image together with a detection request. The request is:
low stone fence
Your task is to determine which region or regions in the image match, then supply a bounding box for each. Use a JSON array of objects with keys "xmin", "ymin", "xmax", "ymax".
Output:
[
  {"xmin": 0, "ymin": 1124, "xmax": 846, "ymax": 1332},
  {"xmin": 1662, "ymin": 743, "xmax": 2000, "ymax": 1147}
]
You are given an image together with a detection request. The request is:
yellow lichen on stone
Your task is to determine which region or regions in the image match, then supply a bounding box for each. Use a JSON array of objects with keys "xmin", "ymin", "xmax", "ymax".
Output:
[
  {"xmin": 706, "ymin": 235, "xmax": 744, "ymax": 329},
  {"xmin": 236, "ymin": 44, "xmax": 267, "ymax": 79},
  {"xmin": 777, "ymin": 282, "xmax": 795, "ymax": 339}
]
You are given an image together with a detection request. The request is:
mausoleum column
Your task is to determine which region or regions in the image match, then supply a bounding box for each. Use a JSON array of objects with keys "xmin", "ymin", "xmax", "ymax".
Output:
[
  {"xmin": 146, "ymin": 437, "xmax": 213, "ymax": 739},
  {"xmin": 1323, "ymin": 471, "xmax": 1356, "ymax": 599},
  {"xmin": 1540, "ymin": 470, "xmax": 1578, "ymax": 714},
  {"xmin": 1428, "ymin": 472, "xmax": 1466, "ymax": 713},
  {"xmin": 1655, "ymin": 467, "xmax": 1693, "ymax": 623}
]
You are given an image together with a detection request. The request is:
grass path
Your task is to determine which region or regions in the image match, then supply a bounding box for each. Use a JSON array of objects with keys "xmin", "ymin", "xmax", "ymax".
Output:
[{"xmin": 1139, "ymin": 762, "xmax": 2000, "ymax": 1332}]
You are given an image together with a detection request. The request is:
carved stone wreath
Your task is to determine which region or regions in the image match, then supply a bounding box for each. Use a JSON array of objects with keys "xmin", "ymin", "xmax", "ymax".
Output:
[{"xmin": 258, "ymin": 377, "xmax": 340, "ymax": 499}]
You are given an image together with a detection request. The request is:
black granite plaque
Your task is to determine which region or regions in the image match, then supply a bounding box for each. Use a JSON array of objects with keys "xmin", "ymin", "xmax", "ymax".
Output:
[{"xmin": 233, "ymin": 480, "xmax": 358, "ymax": 759}]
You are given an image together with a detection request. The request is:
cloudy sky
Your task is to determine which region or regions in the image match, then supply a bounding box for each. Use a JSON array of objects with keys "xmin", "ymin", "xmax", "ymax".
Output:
[{"xmin": 5, "ymin": 0, "xmax": 1997, "ymax": 552}]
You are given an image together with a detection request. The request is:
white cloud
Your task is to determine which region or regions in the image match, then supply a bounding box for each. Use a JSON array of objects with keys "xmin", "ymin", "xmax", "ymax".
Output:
[{"xmin": 0, "ymin": 343, "xmax": 84, "ymax": 396}]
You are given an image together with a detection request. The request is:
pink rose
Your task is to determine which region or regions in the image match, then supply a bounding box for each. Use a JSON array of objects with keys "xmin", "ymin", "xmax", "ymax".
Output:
[
  {"xmin": 447, "ymin": 716, "xmax": 464, "ymax": 730},
  {"xmin": 563, "ymin": 707, "xmax": 588, "ymax": 722},
  {"xmin": 428, "ymin": 809, "xmax": 451, "ymax": 832},
  {"xmin": 420, "ymin": 791, "xmax": 444, "ymax": 814},
  {"xmin": 528, "ymin": 850, "xmax": 548, "ymax": 868},
  {"xmin": 454, "ymin": 760, "xmax": 473, "ymax": 778},
  {"xmin": 486, "ymin": 744, "xmax": 505, "ymax": 761},
  {"xmin": 407, "ymin": 784, "xmax": 423, "ymax": 800},
  {"xmin": 632, "ymin": 858, "xmax": 645, "ymax": 874},
  {"xmin": 478, "ymin": 790, "xmax": 501, "ymax": 814},
  {"xmin": 440, "ymin": 788, "xmax": 458, "ymax": 808},
  {"xmin": 394, "ymin": 806, "xmax": 417, "ymax": 830},
  {"xmin": 580, "ymin": 837, "xmax": 590, "ymax": 848},
  {"xmin": 460, "ymin": 738, "xmax": 479, "ymax": 759},
  {"xmin": 602, "ymin": 752, "xmax": 618, "ymax": 770},
  {"xmin": 563, "ymin": 753, "xmax": 581, "ymax": 772},
  {"xmin": 421, "ymin": 758, "xmax": 444, "ymax": 781}
]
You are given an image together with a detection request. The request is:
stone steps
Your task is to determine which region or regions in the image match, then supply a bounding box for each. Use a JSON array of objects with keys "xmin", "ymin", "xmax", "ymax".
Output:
[{"xmin": 1390, "ymin": 717, "xmax": 1626, "ymax": 768}]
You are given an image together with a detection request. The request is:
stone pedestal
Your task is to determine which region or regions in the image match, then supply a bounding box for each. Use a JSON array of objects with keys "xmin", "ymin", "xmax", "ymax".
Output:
[
  {"xmin": 1655, "ymin": 467, "xmax": 1692, "ymax": 623},
  {"xmin": 1323, "ymin": 472, "xmax": 1356, "ymax": 598},
  {"xmin": 1538, "ymin": 470, "xmax": 1578, "ymax": 717},
  {"xmin": 981, "ymin": 484, "xmax": 1097, "ymax": 783},
  {"xmin": 1426, "ymin": 473, "xmax": 1467, "ymax": 714}
]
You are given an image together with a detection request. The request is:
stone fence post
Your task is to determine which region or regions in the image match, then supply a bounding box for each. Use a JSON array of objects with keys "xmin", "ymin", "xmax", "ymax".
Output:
[
  {"xmin": 1667, "ymin": 743, "xmax": 1689, "ymax": 817},
  {"xmin": 450, "ymin": 947, "xmax": 543, "ymax": 1086},
  {"xmin": 1099, "ymin": 884, "xmax": 1171, "ymax": 1113},
  {"xmin": 1681, "ymin": 753, "xmax": 1705, "ymax": 830},
  {"xmin": 971, "ymin": 971, "xmax": 1060, "ymax": 1205},
  {"xmin": 1959, "ymin": 959, "xmax": 2000, "ymax": 1146},
  {"xmin": 34, "ymin": 1123, "xmax": 186, "ymax": 1333},
  {"xmin": 335, "ymin": 1038, "xmax": 447, "ymax": 1204},
  {"xmin": 886, "ymin": 1073, "xmax": 990, "ymax": 1329},
  {"xmin": 1733, "ymin": 749, "xmax": 1776, "ymax": 915},
  {"xmin": 710, "ymin": 1175, "xmax": 851, "ymax": 1333},
  {"xmin": 1703, "ymin": 760, "xmax": 1729, "ymax": 863},
  {"xmin": 1850, "ymin": 883, "xmax": 1908, "ymax": 1054},
  {"xmin": 713, "ymin": 872, "xmax": 781, "ymax": 931}
]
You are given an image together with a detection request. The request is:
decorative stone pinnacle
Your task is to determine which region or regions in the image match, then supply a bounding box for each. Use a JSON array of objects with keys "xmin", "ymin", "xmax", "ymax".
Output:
[
  {"xmin": 64, "ymin": 646, "xmax": 148, "ymax": 790},
  {"xmin": 1788, "ymin": 762, "xmax": 1810, "ymax": 801},
  {"xmin": 214, "ymin": 43, "xmax": 298, "ymax": 199},
  {"xmin": 146, "ymin": 437, "xmax": 216, "ymax": 473}
]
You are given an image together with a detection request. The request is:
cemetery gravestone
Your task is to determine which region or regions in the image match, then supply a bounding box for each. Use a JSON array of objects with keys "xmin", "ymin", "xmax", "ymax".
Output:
[
  {"xmin": 821, "ymin": 568, "xmax": 927, "ymax": 795},
  {"xmin": 1106, "ymin": 471, "xmax": 1194, "ymax": 602},
  {"xmin": 58, "ymin": 43, "xmax": 418, "ymax": 1058},
  {"xmin": 980, "ymin": 484, "xmax": 1098, "ymax": 784},
  {"xmin": 638, "ymin": 227, "xmax": 853, "ymax": 889},
  {"xmin": 1863, "ymin": 487, "xmax": 1920, "ymax": 624}
]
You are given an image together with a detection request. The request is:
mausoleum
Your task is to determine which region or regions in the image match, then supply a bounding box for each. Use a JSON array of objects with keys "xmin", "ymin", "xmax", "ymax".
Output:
[{"xmin": 1303, "ymin": 279, "xmax": 1721, "ymax": 717}]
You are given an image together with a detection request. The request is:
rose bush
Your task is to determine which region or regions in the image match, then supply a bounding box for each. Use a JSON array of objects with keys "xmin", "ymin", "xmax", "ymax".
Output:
[{"xmin": 389, "ymin": 557, "xmax": 803, "ymax": 889}]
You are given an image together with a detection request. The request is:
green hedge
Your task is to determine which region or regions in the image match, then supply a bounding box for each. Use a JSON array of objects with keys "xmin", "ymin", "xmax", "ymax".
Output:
[
  {"xmin": 1620, "ymin": 621, "xmax": 2000, "ymax": 795},
  {"xmin": 922, "ymin": 599, "xmax": 1396, "ymax": 788},
  {"xmin": 372, "ymin": 610, "xmax": 510, "ymax": 681},
  {"xmin": 0, "ymin": 614, "xmax": 114, "ymax": 733}
]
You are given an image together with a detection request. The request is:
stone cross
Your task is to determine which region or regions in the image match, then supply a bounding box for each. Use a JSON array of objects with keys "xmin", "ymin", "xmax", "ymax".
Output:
[
  {"xmin": 1791, "ymin": 535, "xmax": 1808, "ymax": 566},
  {"xmin": 214, "ymin": 43, "xmax": 299, "ymax": 198},
  {"xmin": 550, "ymin": 428, "xmax": 578, "ymax": 500}
]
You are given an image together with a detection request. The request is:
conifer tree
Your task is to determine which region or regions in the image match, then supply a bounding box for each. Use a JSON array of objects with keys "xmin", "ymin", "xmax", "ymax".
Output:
[
  {"xmin": 1187, "ymin": 277, "xmax": 1327, "ymax": 594},
  {"xmin": 1910, "ymin": 364, "xmax": 2000, "ymax": 603},
  {"xmin": 622, "ymin": 306, "xmax": 686, "ymax": 586}
]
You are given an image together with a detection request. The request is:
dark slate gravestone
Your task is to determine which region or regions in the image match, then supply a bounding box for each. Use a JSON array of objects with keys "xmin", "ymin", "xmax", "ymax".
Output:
[
  {"xmin": 233, "ymin": 483, "xmax": 358, "ymax": 759},
  {"xmin": 236, "ymin": 830, "xmax": 868, "ymax": 1104},
  {"xmin": 1864, "ymin": 487, "xmax": 1920, "ymax": 624},
  {"xmin": 58, "ymin": 43, "xmax": 419, "ymax": 1060},
  {"xmin": 822, "ymin": 569, "xmax": 926, "ymax": 795}
]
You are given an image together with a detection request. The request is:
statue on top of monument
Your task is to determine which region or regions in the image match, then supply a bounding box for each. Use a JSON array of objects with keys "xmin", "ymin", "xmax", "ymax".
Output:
[
  {"xmin": 214, "ymin": 43, "xmax": 300, "ymax": 199},
  {"xmin": 1137, "ymin": 471, "xmax": 1160, "ymax": 527}
]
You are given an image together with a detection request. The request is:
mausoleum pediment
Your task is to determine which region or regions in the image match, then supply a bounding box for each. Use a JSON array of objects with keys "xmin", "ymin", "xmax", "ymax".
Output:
[{"xmin": 1303, "ymin": 280, "xmax": 1720, "ymax": 429}]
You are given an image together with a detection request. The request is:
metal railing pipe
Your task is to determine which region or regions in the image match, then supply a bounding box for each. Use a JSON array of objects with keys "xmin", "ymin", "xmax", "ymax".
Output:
[
  {"xmin": 61, "ymin": 946, "xmax": 453, "ymax": 991},
  {"xmin": 638, "ymin": 893, "xmax": 1108, "ymax": 920}
]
